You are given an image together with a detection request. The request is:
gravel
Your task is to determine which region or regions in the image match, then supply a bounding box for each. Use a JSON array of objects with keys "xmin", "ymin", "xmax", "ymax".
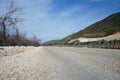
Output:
[
  {"xmin": 0, "ymin": 46, "xmax": 120, "ymax": 80},
  {"xmin": 0, "ymin": 46, "xmax": 35, "ymax": 58}
]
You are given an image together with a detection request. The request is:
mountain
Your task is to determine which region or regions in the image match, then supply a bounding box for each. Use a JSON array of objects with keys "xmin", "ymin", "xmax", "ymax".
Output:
[
  {"xmin": 42, "ymin": 40, "xmax": 62, "ymax": 46},
  {"xmin": 43, "ymin": 12, "xmax": 120, "ymax": 45},
  {"xmin": 62, "ymin": 12, "xmax": 120, "ymax": 43}
]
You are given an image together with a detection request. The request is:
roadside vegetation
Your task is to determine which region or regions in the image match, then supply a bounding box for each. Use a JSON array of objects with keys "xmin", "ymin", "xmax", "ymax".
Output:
[
  {"xmin": 68, "ymin": 39, "xmax": 120, "ymax": 49},
  {"xmin": 43, "ymin": 39, "xmax": 120, "ymax": 49}
]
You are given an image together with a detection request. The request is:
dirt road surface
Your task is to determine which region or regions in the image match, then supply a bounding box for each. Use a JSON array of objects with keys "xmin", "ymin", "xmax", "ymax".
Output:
[{"xmin": 0, "ymin": 46, "xmax": 120, "ymax": 80}]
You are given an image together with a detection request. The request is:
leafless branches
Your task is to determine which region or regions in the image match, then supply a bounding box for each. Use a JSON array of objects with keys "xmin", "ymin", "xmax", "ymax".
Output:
[
  {"xmin": 0, "ymin": 0, "xmax": 22, "ymax": 45},
  {"xmin": 0, "ymin": 1, "xmax": 40, "ymax": 46}
]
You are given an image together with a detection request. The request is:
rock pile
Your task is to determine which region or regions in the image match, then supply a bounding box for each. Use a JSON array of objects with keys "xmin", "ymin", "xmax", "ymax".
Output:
[{"xmin": 0, "ymin": 46, "xmax": 35, "ymax": 58}]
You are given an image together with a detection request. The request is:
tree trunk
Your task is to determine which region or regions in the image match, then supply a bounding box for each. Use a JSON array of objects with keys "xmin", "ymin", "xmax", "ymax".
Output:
[{"xmin": 2, "ymin": 23, "xmax": 7, "ymax": 46}]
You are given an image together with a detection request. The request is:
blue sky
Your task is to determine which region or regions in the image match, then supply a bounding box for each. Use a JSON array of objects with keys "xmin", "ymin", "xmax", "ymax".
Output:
[{"xmin": 0, "ymin": 0, "xmax": 120, "ymax": 42}]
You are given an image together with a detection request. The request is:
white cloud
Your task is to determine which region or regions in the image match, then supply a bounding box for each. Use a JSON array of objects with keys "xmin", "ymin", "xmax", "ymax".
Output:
[
  {"xmin": 54, "ymin": 34, "xmax": 60, "ymax": 37},
  {"xmin": 15, "ymin": 0, "xmax": 53, "ymax": 19},
  {"xmin": 59, "ymin": 6, "xmax": 85, "ymax": 17},
  {"xmin": 59, "ymin": 7, "xmax": 79, "ymax": 17}
]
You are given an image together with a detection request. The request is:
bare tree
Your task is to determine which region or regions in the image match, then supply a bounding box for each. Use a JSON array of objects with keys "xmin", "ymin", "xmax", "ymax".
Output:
[{"xmin": 0, "ymin": 1, "xmax": 22, "ymax": 45}]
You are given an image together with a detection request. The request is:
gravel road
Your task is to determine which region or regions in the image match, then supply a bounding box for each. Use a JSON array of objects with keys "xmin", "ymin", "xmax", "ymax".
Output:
[{"xmin": 0, "ymin": 46, "xmax": 120, "ymax": 80}]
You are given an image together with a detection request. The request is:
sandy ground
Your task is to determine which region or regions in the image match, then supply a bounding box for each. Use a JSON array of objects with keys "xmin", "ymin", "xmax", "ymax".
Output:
[
  {"xmin": 78, "ymin": 33, "xmax": 120, "ymax": 42},
  {"xmin": 0, "ymin": 46, "xmax": 120, "ymax": 80}
]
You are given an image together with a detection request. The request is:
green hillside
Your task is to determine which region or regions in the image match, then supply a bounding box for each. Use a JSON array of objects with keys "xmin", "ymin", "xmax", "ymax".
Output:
[
  {"xmin": 42, "ymin": 40, "xmax": 62, "ymax": 46},
  {"xmin": 62, "ymin": 12, "xmax": 120, "ymax": 43},
  {"xmin": 43, "ymin": 12, "xmax": 120, "ymax": 45}
]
